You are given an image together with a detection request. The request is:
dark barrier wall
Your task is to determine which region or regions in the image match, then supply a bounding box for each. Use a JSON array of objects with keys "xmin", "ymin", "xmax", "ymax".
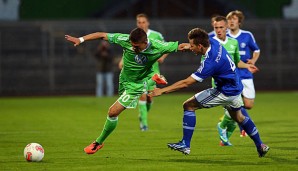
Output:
[{"xmin": 0, "ymin": 19, "xmax": 297, "ymax": 96}]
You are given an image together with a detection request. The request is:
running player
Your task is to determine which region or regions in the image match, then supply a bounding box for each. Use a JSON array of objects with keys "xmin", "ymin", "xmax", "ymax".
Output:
[{"xmin": 65, "ymin": 28, "xmax": 189, "ymax": 154}]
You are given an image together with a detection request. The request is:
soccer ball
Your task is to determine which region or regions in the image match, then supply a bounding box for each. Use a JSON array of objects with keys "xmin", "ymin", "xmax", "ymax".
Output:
[{"xmin": 24, "ymin": 143, "xmax": 44, "ymax": 162}]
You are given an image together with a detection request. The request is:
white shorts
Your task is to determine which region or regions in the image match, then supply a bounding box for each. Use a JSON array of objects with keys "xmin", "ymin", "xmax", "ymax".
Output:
[
  {"xmin": 194, "ymin": 88, "xmax": 243, "ymax": 111},
  {"xmin": 241, "ymin": 79, "xmax": 255, "ymax": 99}
]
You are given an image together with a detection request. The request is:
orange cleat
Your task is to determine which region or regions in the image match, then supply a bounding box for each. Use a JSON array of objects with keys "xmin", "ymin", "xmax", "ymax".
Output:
[
  {"xmin": 84, "ymin": 141, "xmax": 104, "ymax": 154},
  {"xmin": 219, "ymin": 140, "xmax": 232, "ymax": 146},
  {"xmin": 152, "ymin": 74, "xmax": 168, "ymax": 85},
  {"xmin": 240, "ymin": 130, "xmax": 248, "ymax": 137}
]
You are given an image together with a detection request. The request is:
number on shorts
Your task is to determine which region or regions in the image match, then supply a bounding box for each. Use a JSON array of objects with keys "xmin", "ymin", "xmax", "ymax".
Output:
[{"xmin": 119, "ymin": 91, "xmax": 130, "ymax": 102}]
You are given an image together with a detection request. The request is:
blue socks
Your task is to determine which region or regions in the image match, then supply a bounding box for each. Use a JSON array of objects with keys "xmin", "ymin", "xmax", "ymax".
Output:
[
  {"xmin": 182, "ymin": 110, "xmax": 196, "ymax": 148},
  {"xmin": 239, "ymin": 107, "xmax": 251, "ymax": 132},
  {"xmin": 240, "ymin": 116, "xmax": 263, "ymax": 148}
]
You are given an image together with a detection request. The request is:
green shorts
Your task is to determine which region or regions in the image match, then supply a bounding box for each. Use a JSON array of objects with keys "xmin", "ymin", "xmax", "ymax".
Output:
[{"xmin": 117, "ymin": 75, "xmax": 156, "ymax": 108}]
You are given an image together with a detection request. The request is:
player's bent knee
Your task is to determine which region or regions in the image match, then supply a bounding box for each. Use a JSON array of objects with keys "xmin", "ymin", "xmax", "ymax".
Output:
[
  {"xmin": 182, "ymin": 101, "xmax": 198, "ymax": 111},
  {"xmin": 244, "ymin": 103, "xmax": 254, "ymax": 109},
  {"xmin": 108, "ymin": 108, "xmax": 120, "ymax": 117},
  {"xmin": 243, "ymin": 98, "xmax": 254, "ymax": 109}
]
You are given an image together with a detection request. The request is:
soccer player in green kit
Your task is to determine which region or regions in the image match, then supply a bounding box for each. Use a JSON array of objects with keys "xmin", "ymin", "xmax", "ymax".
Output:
[
  {"xmin": 119, "ymin": 13, "xmax": 168, "ymax": 131},
  {"xmin": 210, "ymin": 16, "xmax": 259, "ymax": 146},
  {"xmin": 65, "ymin": 28, "xmax": 189, "ymax": 154}
]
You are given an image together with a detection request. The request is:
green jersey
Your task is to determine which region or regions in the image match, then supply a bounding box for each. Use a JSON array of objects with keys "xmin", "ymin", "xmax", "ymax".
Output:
[
  {"xmin": 108, "ymin": 33, "xmax": 178, "ymax": 82},
  {"xmin": 147, "ymin": 29, "xmax": 165, "ymax": 74}
]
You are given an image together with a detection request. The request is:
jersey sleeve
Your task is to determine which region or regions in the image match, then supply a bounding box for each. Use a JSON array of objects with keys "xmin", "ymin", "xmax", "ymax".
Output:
[
  {"xmin": 191, "ymin": 57, "xmax": 215, "ymax": 82},
  {"xmin": 248, "ymin": 33, "xmax": 260, "ymax": 52},
  {"xmin": 155, "ymin": 40, "xmax": 178, "ymax": 54},
  {"xmin": 107, "ymin": 33, "xmax": 130, "ymax": 47}
]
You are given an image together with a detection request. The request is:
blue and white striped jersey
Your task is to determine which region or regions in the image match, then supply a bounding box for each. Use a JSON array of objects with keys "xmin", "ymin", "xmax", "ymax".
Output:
[{"xmin": 191, "ymin": 38, "xmax": 243, "ymax": 96}]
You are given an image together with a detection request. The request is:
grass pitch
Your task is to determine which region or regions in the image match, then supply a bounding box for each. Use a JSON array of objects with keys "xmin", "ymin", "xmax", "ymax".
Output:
[{"xmin": 0, "ymin": 92, "xmax": 297, "ymax": 171}]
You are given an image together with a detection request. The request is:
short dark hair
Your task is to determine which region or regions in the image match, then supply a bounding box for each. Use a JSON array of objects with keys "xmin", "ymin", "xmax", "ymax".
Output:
[
  {"xmin": 214, "ymin": 16, "xmax": 227, "ymax": 23},
  {"xmin": 129, "ymin": 28, "xmax": 147, "ymax": 43},
  {"xmin": 136, "ymin": 13, "xmax": 149, "ymax": 20},
  {"xmin": 188, "ymin": 28, "xmax": 210, "ymax": 47},
  {"xmin": 210, "ymin": 14, "xmax": 220, "ymax": 25}
]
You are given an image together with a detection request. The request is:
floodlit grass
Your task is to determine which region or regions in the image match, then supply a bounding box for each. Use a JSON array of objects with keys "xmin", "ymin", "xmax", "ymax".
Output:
[{"xmin": 0, "ymin": 92, "xmax": 297, "ymax": 171}]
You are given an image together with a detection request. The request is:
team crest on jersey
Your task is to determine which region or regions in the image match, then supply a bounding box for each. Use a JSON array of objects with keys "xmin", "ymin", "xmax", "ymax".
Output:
[
  {"xmin": 230, "ymin": 44, "xmax": 235, "ymax": 49},
  {"xmin": 240, "ymin": 42, "xmax": 246, "ymax": 48},
  {"xmin": 135, "ymin": 54, "xmax": 148, "ymax": 65}
]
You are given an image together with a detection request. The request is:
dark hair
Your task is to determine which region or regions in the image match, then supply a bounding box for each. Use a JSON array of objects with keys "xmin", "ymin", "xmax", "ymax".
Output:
[
  {"xmin": 210, "ymin": 14, "xmax": 220, "ymax": 24},
  {"xmin": 188, "ymin": 28, "xmax": 210, "ymax": 47},
  {"xmin": 129, "ymin": 28, "xmax": 147, "ymax": 43},
  {"xmin": 136, "ymin": 13, "xmax": 149, "ymax": 20},
  {"xmin": 214, "ymin": 15, "xmax": 227, "ymax": 23}
]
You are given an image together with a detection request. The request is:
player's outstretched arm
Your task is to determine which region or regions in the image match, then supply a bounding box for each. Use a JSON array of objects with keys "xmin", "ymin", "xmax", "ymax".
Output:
[
  {"xmin": 150, "ymin": 76, "xmax": 196, "ymax": 97},
  {"xmin": 65, "ymin": 32, "xmax": 108, "ymax": 47}
]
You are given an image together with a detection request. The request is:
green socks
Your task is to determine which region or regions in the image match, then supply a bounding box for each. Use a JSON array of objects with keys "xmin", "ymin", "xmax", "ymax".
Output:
[
  {"xmin": 96, "ymin": 116, "xmax": 118, "ymax": 144},
  {"xmin": 139, "ymin": 100, "xmax": 148, "ymax": 126},
  {"xmin": 226, "ymin": 120, "xmax": 237, "ymax": 139},
  {"xmin": 219, "ymin": 110, "xmax": 237, "ymax": 139}
]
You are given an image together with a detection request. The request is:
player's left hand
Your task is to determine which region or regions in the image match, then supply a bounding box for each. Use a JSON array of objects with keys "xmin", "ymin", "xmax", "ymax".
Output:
[
  {"xmin": 65, "ymin": 35, "xmax": 81, "ymax": 47},
  {"xmin": 178, "ymin": 43, "xmax": 191, "ymax": 51}
]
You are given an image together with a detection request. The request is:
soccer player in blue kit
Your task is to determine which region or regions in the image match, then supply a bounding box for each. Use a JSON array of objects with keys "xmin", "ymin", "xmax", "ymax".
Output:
[
  {"xmin": 226, "ymin": 10, "xmax": 261, "ymax": 137},
  {"xmin": 150, "ymin": 28, "xmax": 269, "ymax": 157}
]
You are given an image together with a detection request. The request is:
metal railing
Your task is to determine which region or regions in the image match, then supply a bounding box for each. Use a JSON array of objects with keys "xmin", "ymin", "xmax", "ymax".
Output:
[{"xmin": 0, "ymin": 19, "xmax": 297, "ymax": 96}]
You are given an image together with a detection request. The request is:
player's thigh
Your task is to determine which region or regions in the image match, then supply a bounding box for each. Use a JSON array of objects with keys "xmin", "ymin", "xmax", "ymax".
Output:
[{"xmin": 194, "ymin": 88, "xmax": 225, "ymax": 108}]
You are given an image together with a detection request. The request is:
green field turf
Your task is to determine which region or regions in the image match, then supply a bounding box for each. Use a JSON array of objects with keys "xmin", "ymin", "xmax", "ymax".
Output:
[{"xmin": 0, "ymin": 92, "xmax": 297, "ymax": 171}]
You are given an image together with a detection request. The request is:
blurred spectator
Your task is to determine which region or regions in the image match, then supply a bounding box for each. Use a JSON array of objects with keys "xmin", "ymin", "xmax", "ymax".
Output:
[
  {"xmin": 0, "ymin": 0, "xmax": 20, "ymax": 20},
  {"xmin": 283, "ymin": 0, "xmax": 298, "ymax": 18},
  {"xmin": 94, "ymin": 40, "xmax": 114, "ymax": 97}
]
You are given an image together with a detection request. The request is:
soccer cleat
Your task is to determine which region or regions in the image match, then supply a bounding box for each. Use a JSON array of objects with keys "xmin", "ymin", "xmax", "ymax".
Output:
[
  {"xmin": 139, "ymin": 116, "xmax": 148, "ymax": 131},
  {"xmin": 152, "ymin": 74, "xmax": 168, "ymax": 85},
  {"xmin": 140, "ymin": 125, "xmax": 148, "ymax": 131},
  {"xmin": 219, "ymin": 140, "xmax": 232, "ymax": 146},
  {"xmin": 257, "ymin": 144, "xmax": 270, "ymax": 157},
  {"xmin": 217, "ymin": 122, "xmax": 229, "ymax": 143},
  {"xmin": 240, "ymin": 130, "xmax": 248, "ymax": 137},
  {"xmin": 167, "ymin": 141, "xmax": 190, "ymax": 155},
  {"xmin": 84, "ymin": 141, "xmax": 104, "ymax": 154}
]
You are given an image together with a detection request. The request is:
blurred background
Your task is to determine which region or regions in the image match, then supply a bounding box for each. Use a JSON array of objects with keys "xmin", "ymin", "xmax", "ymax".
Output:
[{"xmin": 0, "ymin": 0, "xmax": 297, "ymax": 96}]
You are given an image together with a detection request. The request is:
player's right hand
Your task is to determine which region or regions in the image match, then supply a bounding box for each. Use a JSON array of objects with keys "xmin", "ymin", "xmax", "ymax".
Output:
[
  {"xmin": 65, "ymin": 35, "xmax": 80, "ymax": 47},
  {"xmin": 247, "ymin": 64, "xmax": 259, "ymax": 74}
]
